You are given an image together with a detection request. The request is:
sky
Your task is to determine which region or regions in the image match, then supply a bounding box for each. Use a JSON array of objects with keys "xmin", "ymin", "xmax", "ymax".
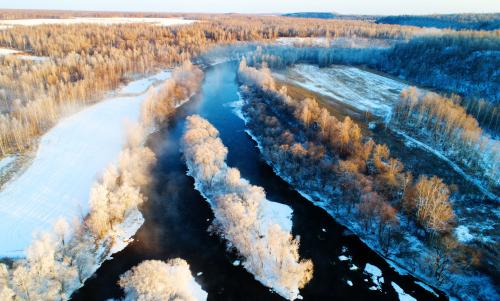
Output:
[{"xmin": 0, "ymin": 0, "xmax": 499, "ymax": 15}]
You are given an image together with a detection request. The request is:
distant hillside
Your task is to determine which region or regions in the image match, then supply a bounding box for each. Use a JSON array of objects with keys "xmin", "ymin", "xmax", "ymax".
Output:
[
  {"xmin": 376, "ymin": 13, "xmax": 500, "ymax": 30},
  {"xmin": 283, "ymin": 12, "xmax": 500, "ymax": 30},
  {"xmin": 283, "ymin": 12, "xmax": 339, "ymax": 19},
  {"xmin": 282, "ymin": 12, "xmax": 375, "ymax": 21}
]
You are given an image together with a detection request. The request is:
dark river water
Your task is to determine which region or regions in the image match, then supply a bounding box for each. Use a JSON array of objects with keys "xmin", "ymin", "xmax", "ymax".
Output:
[{"xmin": 71, "ymin": 62, "xmax": 447, "ymax": 301}]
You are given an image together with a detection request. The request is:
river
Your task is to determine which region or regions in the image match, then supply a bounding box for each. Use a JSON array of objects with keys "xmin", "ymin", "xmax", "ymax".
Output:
[{"xmin": 71, "ymin": 62, "xmax": 447, "ymax": 301}]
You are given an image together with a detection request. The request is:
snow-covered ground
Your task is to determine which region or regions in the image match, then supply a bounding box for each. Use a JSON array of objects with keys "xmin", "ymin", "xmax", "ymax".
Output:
[
  {"xmin": 0, "ymin": 155, "xmax": 16, "ymax": 188},
  {"xmin": 274, "ymin": 64, "xmax": 406, "ymax": 119},
  {"xmin": 15, "ymin": 55, "xmax": 49, "ymax": 62},
  {"xmin": 0, "ymin": 47, "xmax": 50, "ymax": 61},
  {"xmin": 0, "ymin": 70, "xmax": 169, "ymax": 257},
  {"xmin": 117, "ymin": 70, "xmax": 172, "ymax": 95},
  {"xmin": 187, "ymin": 276, "xmax": 208, "ymax": 301},
  {"xmin": 392, "ymin": 282, "xmax": 417, "ymax": 301},
  {"xmin": 261, "ymin": 199, "xmax": 293, "ymax": 232},
  {"xmin": 364, "ymin": 263, "xmax": 384, "ymax": 291},
  {"xmin": 0, "ymin": 17, "xmax": 195, "ymax": 29},
  {"xmin": 415, "ymin": 281, "xmax": 439, "ymax": 298},
  {"xmin": 0, "ymin": 156, "xmax": 15, "ymax": 171},
  {"xmin": 0, "ymin": 48, "xmax": 20, "ymax": 55}
]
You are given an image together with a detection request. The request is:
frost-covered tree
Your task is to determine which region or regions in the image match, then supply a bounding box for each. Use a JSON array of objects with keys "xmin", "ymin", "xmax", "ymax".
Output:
[
  {"xmin": 0, "ymin": 264, "xmax": 14, "ymax": 301},
  {"xmin": 119, "ymin": 259, "xmax": 207, "ymax": 301},
  {"xmin": 183, "ymin": 115, "xmax": 313, "ymax": 300},
  {"xmin": 141, "ymin": 62, "xmax": 203, "ymax": 127},
  {"xmin": 405, "ymin": 176, "xmax": 455, "ymax": 234}
]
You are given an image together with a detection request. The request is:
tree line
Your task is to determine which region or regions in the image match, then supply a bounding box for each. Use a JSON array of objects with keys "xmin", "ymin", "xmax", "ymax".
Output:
[
  {"xmin": 237, "ymin": 61, "xmax": 492, "ymax": 299},
  {"xmin": 376, "ymin": 13, "xmax": 500, "ymax": 31}
]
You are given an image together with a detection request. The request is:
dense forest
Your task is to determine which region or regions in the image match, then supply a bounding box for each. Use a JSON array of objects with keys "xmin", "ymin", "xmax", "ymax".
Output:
[
  {"xmin": 0, "ymin": 15, "xmax": 425, "ymax": 158},
  {"xmin": 242, "ymin": 30, "xmax": 500, "ymax": 132},
  {"xmin": 283, "ymin": 12, "xmax": 500, "ymax": 31},
  {"xmin": 237, "ymin": 62, "xmax": 496, "ymax": 300},
  {"xmin": 376, "ymin": 13, "xmax": 500, "ymax": 30},
  {"xmin": 381, "ymin": 32, "xmax": 500, "ymax": 104}
]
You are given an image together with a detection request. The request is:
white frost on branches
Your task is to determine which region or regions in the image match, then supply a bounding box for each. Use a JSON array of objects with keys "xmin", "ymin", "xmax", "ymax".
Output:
[
  {"xmin": 119, "ymin": 259, "xmax": 207, "ymax": 301},
  {"xmin": 182, "ymin": 115, "xmax": 313, "ymax": 300}
]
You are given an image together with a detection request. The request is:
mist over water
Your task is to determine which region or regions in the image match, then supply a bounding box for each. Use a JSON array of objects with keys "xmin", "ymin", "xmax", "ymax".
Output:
[{"xmin": 71, "ymin": 61, "xmax": 446, "ymax": 301}]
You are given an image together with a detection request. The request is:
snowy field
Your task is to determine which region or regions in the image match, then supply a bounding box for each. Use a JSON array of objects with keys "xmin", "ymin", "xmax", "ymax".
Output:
[
  {"xmin": 274, "ymin": 64, "xmax": 407, "ymax": 120},
  {"xmin": 117, "ymin": 70, "xmax": 172, "ymax": 95},
  {"xmin": 0, "ymin": 70, "xmax": 169, "ymax": 257},
  {"xmin": 0, "ymin": 48, "xmax": 20, "ymax": 55},
  {"xmin": 0, "ymin": 17, "xmax": 195, "ymax": 29}
]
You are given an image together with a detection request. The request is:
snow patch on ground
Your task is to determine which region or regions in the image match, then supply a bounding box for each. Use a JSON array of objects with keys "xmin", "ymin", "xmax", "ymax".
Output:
[
  {"xmin": 391, "ymin": 282, "xmax": 417, "ymax": 301},
  {"xmin": 455, "ymin": 225, "xmax": 474, "ymax": 243},
  {"xmin": 0, "ymin": 71, "xmax": 168, "ymax": 257},
  {"xmin": 338, "ymin": 255, "xmax": 350, "ymax": 261},
  {"xmin": 0, "ymin": 156, "xmax": 15, "ymax": 171},
  {"xmin": 415, "ymin": 281, "xmax": 439, "ymax": 297},
  {"xmin": 187, "ymin": 277, "xmax": 208, "ymax": 301},
  {"xmin": 0, "ymin": 48, "xmax": 47, "ymax": 61},
  {"xmin": 108, "ymin": 208, "xmax": 145, "ymax": 256},
  {"xmin": 118, "ymin": 70, "xmax": 172, "ymax": 95},
  {"xmin": 15, "ymin": 55, "xmax": 49, "ymax": 62},
  {"xmin": 364, "ymin": 263, "xmax": 384, "ymax": 291},
  {"xmin": 0, "ymin": 17, "xmax": 196, "ymax": 27},
  {"xmin": 232, "ymin": 260, "xmax": 241, "ymax": 266},
  {"xmin": 387, "ymin": 260, "xmax": 409, "ymax": 276},
  {"xmin": 262, "ymin": 200, "xmax": 293, "ymax": 232},
  {"xmin": 347, "ymin": 280, "xmax": 353, "ymax": 286},
  {"xmin": 0, "ymin": 48, "xmax": 20, "ymax": 55}
]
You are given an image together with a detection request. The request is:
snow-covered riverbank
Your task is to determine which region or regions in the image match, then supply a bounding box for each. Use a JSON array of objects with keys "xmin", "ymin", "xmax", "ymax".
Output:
[
  {"xmin": 234, "ymin": 92, "xmax": 498, "ymax": 301},
  {"xmin": 0, "ymin": 70, "xmax": 170, "ymax": 257}
]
